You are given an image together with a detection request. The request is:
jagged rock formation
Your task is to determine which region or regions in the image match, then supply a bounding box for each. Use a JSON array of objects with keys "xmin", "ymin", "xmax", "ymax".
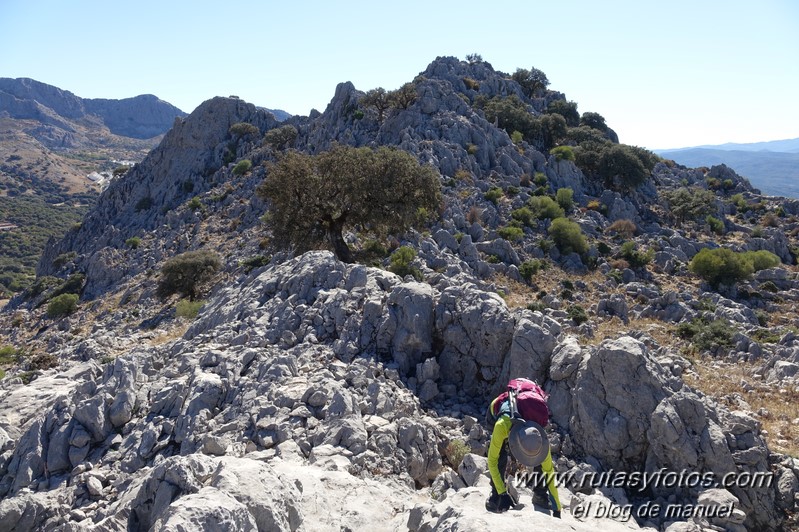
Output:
[{"xmin": 1, "ymin": 56, "xmax": 798, "ymax": 531}]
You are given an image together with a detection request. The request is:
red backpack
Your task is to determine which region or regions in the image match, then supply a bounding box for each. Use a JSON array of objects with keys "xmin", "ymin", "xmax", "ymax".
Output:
[{"xmin": 493, "ymin": 378, "xmax": 549, "ymax": 427}]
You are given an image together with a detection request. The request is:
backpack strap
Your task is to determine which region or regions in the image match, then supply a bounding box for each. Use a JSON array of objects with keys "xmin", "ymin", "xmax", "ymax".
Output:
[{"xmin": 507, "ymin": 387, "xmax": 521, "ymax": 420}]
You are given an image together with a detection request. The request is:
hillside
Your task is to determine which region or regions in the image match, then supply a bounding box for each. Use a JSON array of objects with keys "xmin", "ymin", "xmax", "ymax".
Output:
[
  {"xmin": 657, "ymin": 139, "xmax": 799, "ymax": 198},
  {"xmin": 0, "ymin": 56, "xmax": 797, "ymax": 531},
  {"xmin": 0, "ymin": 78, "xmax": 187, "ymax": 296}
]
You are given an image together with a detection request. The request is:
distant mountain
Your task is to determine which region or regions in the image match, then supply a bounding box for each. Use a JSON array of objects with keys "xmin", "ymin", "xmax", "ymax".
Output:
[
  {"xmin": 264, "ymin": 107, "xmax": 291, "ymax": 122},
  {"xmin": 0, "ymin": 78, "xmax": 186, "ymax": 139},
  {"xmin": 656, "ymin": 138, "xmax": 799, "ymax": 198},
  {"xmin": 0, "ymin": 78, "xmax": 186, "ymax": 296},
  {"xmin": 661, "ymin": 137, "xmax": 799, "ymax": 153}
]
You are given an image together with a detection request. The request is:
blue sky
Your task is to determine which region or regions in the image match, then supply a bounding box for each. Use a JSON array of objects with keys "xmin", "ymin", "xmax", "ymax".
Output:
[{"xmin": 1, "ymin": 0, "xmax": 797, "ymax": 150}]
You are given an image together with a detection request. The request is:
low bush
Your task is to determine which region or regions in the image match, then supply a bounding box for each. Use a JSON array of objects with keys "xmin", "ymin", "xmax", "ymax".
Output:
[
  {"xmin": 176, "ymin": 299, "xmax": 205, "ymax": 320},
  {"xmin": 744, "ymin": 250, "xmax": 780, "ymax": 271},
  {"xmin": 690, "ymin": 248, "xmax": 779, "ymax": 288},
  {"xmin": 567, "ymin": 304, "xmax": 588, "ymax": 325},
  {"xmin": 528, "ymin": 196, "xmax": 564, "ymax": 220},
  {"xmin": 232, "ymin": 159, "xmax": 252, "ymax": 176},
  {"xmin": 484, "ymin": 187, "xmax": 503, "ymax": 205},
  {"xmin": 555, "ymin": 187, "xmax": 574, "ymax": 211},
  {"xmin": 388, "ymin": 246, "xmax": 422, "ymax": 281},
  {"xmin": 619, "ymin": 241, "xmax": 653, "ymax": 268},
  {"xmin": 263, "ymin": 125, "xmax": 298, "ymax": 149},
  {"xmin": 240, "ymin": 255, "xmax": 271, "ymax": 272},
  {"xmin": 47, "ymin": 293, "xmax": 78, "ymax": 318},
  {"xmin": 607, "ymin": 219, "xmax": 636, "ymax": 239},
  {"xmin": 511, "ymin": 207, "xmax": 535, "ymax": 227},
  {"xmin": 229, "ymin": 122, "xmax": 259, "ymax": 138},
  {"xmin": 677, "ymin": 318, "xmax": 735, "ymax": 353},
  {"xmin": 519, "ymin": 260, "xmax": 542, "ymax": 282},
  {"xmin": 498, "ymin": 226, "xmax": 524, "ymax": 242},
  {"xmin": 689, "ymin": 248, "xmax": 753, "ymax": 288},
  {"xmin": 550, "ymin": 146, "xmax": 575, "ymax": 162},
  {"xmin": 157, "ymin": 250, "xmax": 222, "ymax": 300},
  {"xmin": 445, "ymin": 439, "xmax": 470, "ymax": 469},
  {"xmin": 125, "ymin": 236, "xmax": 142, "ymax": 249},
  {"xmin": 549, "ymin": 218, "xmax": 587, "ymax": 255},
  {"xmin": 706, "ymin": 215, "xmax": 724, "ymax": 235}
]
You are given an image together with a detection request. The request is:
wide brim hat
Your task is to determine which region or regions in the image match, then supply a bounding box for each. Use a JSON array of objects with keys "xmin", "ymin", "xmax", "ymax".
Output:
[{"xmin": 508, "ymin": 420, "xmax": 549, "ymax": 467}]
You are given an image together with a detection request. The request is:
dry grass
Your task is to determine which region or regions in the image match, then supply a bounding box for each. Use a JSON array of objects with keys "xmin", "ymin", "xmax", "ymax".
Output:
[
  {"xmin": 148, "ymin": 323, "xmax": 189, "ymax": 346},
  {"xmin": 686, "ymin": 362, "xmax": 799, "ymax": 458}
]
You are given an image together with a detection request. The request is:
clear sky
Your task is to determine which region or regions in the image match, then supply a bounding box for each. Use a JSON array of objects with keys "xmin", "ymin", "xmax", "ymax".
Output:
[{"xmin": 1, "ymin": 0, "xmax": 797, "ymax": 150}]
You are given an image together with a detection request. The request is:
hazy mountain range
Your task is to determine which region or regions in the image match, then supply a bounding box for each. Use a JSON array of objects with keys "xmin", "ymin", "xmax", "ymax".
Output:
[{"xmin": 656, "ymin": 138, "xmax": 799, "ymax": 198}]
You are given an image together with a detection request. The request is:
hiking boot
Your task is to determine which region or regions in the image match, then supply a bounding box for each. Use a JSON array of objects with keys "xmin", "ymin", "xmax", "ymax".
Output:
[{"xmin": 532, "ymin": 491, "xmax": 550, "ymax": 509}]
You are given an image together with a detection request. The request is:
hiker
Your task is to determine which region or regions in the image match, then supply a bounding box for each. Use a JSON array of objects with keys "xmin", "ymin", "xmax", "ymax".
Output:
[{"xmin": 484, "ymin": 378, "xmax": 562, "ymax": 517}]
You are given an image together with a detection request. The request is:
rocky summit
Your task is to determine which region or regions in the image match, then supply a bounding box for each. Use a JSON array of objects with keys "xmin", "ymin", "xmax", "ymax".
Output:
[{"xmin": 0, "ymin": 56, "xmax": 798, "ymax": 531}]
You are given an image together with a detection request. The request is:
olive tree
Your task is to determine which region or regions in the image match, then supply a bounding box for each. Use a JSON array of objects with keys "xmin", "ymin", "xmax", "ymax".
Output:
[
  {"xmin": 512, "ymin": 67, "xmax": 550, "ymax": 98},
  {"xmin": 257, "ymin": 145, "xmax": 441, "ymax": 263},
  {"xmin": 360, "ymin": 88, "xmax": 392, "ymax": 123},
  {"xmin": 157, "ymin": 250, "xmax": 221, "ymax": 300}
]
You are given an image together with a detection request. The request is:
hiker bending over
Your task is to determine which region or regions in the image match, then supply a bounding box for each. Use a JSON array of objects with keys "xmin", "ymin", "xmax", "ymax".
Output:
[{"xmin": 484, "ymin": 378, "xmax": 561, "ymax": 517}]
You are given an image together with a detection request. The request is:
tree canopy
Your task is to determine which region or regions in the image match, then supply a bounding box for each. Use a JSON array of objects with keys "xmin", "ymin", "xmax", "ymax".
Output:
[
  {"xmin": 512, "ymin": 67, "xmax": 550, "ymax": 98},
  {"xmin": 256, "ymin": 145, "xmax": 441, "ymax": 263}
]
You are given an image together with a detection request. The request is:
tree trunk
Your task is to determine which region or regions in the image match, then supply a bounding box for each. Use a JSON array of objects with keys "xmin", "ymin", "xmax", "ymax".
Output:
[{"xmin": 328, "ymin": 219, "xmax": 354, "ymax": 263}]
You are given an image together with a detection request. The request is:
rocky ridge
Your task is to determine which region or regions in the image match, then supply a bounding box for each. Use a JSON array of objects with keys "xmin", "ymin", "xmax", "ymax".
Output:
[{"xmin": 1, "ymin": 56, "xmax": 798, "ymax": 531}]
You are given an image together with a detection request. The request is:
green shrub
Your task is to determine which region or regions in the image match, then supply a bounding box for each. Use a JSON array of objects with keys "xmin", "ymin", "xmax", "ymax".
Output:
[
  {"xmin": 511, "ymin": 130, "xmax": 524, "ymax": 144},
  {"xmin": 620, "ymin": 241, "xmax": 653, "ymax": 268},
  {"xmin": 388, "ymin": 246, "xmax": 422, "ymax": 280},
  {"xmin": 511, "ymin": 207, "xmax": 535, "ymax": 227},
  {"xmin": 550, "ymin": 146, "xmax": 575, "ymax": 162},
  {"xmin": 549, "ymin": 218, "xmax": 588, "ymax": 255},
  {"xmin": 445, "ymin": 439, "xmax": 470, "ymax": 469},
  {"xmin": 730, "ymin": 193, "xmax": 747, "ymax": 211},
  {"xmin": 47, "ymin": 293, "xmax": 78, "ymax": 318},
  {"xmin": 52, "ymin": 251, "xmax": 77, "ymax": 270},
  {"xmin": 498, "ymin": 226, "xmax": 524, "ymax": 242},
  {"xmin": 240, "ymin": 255, "xmax": 271, "ymax": 273},
  {"xmin": 519, "ymin": 260, "xmax": 542, "ymax": 282},
  {"xmin": 743, "ymin": 250, "xmax": 780, "ymax": 272},
  {"xmin": 689, "ymin": 248, "xmax": 753, "ymax": 288},
  {"xmin": 586, "ymin": 199, "xmax": 603, "ymax": 212},
  {"xmin": 51, "ymin": 273, "xmax": 85, "ymax": 299},
  {"xmin": 528, "ymin": 196, "xmax": 564, "ymax": 220},
  {"xmin": 157, "ymin": 250, "xmax": 222, "ymax": 300},
  {"xmin": 677, "ymin": 318, "xmax": 735, "ymax": 352},
  {"xmin": 187, "ymin": 196, "xmax": 202, "ymax": 211},
  {"xmin": 263, "ymin": 125, "xmax": 298, "ymax": 149},
  {"xmin": 597, "ymin": 241, "xmax": 612, "ymax": 255},
  {"xmin": 126, "ymin": 236, "xmax": 142, "ymax": 249},
  {"xmin": 0, "ymin": 345, "xmax": 20, "ymax": 364},
  {"xmin": 484, "ymin": 187, "xmax": 503, "ymax": 205},
  {"xmin": 555, "ymin": 188, "xmax": 574, "ymax": 211},
  {"xmin": 706, "ymin": 215, "xmax": 724, "ymax": 235},
  {"xmin": 534, "ymin": 172, "xmax": 548, "ymax": 186},
  {"xmin": 567, "ymin": 304, "xmax": 588, "ymax": 325},
  {"xmin": 176, "ymin": 299, "xmax": 205, "ymax": 320},
  {"xmin": 232, "ymin": 159, "xmax": 252, "ymax": 176},
  {"xmin": 229, "ymin": 122, "xmax": 259, "ymax": 138}
]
